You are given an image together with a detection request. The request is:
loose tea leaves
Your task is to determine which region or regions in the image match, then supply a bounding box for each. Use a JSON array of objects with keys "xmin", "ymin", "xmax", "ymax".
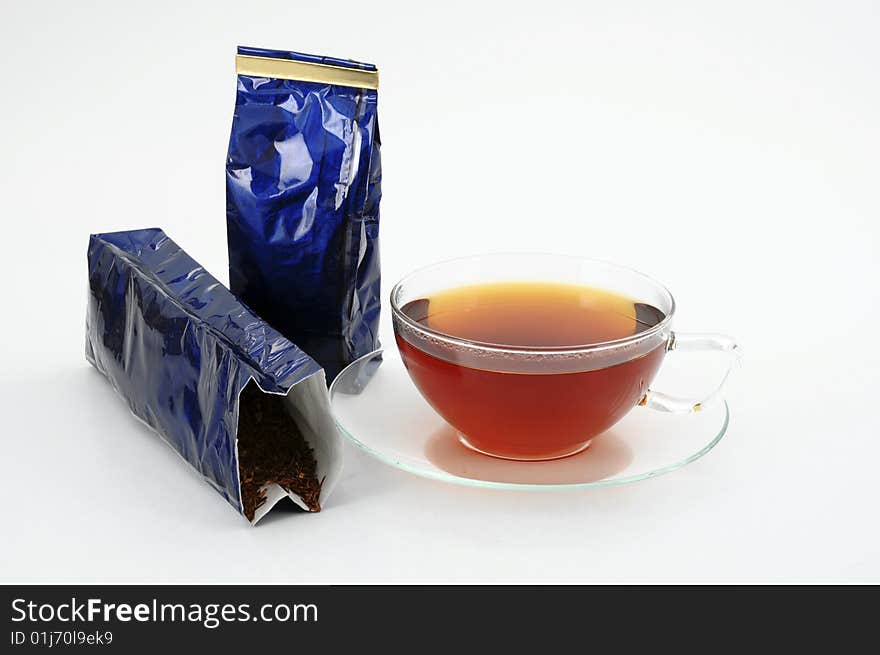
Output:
[{"xmin": 237, "ymin": 383, "xmax": 323, "ymax": 521}]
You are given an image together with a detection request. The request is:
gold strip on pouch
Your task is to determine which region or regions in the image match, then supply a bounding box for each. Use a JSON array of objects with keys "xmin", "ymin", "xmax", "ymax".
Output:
[{"xmin": 235, "ymin": 54, "xmax": 379, "ymax": 89}]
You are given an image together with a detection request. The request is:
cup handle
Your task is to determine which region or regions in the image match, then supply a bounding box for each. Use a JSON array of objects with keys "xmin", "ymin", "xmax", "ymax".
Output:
[{"xmin": 639, "ymin": 332, "xmax": 740, "ymax": 414}]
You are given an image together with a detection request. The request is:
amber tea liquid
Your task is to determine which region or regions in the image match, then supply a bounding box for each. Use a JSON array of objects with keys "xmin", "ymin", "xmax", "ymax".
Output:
[{"xmin": 396, "ymin": 282, "xmax": 667, "ymax": 460}]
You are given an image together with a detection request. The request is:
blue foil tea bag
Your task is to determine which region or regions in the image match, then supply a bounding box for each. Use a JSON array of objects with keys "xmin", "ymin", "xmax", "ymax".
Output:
[
  {"xmin": 86, "ymin": 228, "xmax": 342, "ymax": 524},
  {"xmin": 226, "ymin": 46, "xmax": 382, "ymax": 382}
]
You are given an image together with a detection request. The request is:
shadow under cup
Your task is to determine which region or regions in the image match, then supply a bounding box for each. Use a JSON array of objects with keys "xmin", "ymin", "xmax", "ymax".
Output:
[{"xmin": 391, "ymin": 255, "xmax": 676, "ymax": 461}]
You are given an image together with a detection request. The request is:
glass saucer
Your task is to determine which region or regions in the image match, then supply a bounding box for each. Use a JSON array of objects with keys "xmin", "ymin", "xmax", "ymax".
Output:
[{"xmin": 329, "ymin": 349, "xmax": 730, "ymax": 490}]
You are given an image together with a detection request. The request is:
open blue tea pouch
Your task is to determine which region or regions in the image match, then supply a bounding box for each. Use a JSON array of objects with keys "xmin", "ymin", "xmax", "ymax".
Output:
[
  {"xmin": 227, "ymin": 46, "xmax": 382, "ymax": 382},
  {"xmin": 86, "ymin": 228, "xmax": 342, "ymax": 525}
]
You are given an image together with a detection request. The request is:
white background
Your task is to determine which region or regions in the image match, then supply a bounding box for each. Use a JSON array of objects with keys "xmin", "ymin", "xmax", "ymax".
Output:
[{"xmin": 1, "ymin": 0, "xmax": 878, "ymax": 583}]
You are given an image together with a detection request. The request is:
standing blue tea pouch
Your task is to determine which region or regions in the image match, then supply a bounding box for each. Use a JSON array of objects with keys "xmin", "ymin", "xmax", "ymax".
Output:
[
  {"xmin": 226, "ymin": 46, "xmax": 381, "ymax": 382},
  {"xmin": 86, "ymin": 228, "xmax": 342, "ymax": 525}
]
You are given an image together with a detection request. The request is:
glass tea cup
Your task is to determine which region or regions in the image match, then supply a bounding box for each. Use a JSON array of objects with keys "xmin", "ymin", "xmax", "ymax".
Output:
[{"xmin": 390, "ymin": 254, "xmax": 738, "ymax": 461}]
